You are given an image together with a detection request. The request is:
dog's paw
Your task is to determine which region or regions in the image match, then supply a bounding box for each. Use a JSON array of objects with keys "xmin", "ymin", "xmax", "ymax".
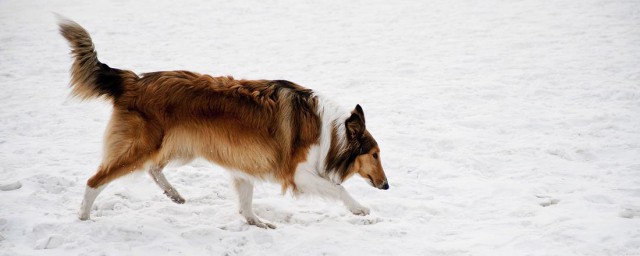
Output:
[
  {"xmin": 349, "ymin": 205, "xmax": 370, "ymax": 216},
  {"xmin": 246, "ymin": 217, "xmax": 276, "ymax": 229},
  {"xmin": 170, "ymin": 196, "xmax": 185, "ymax": 204},
  {"xmin": 78, "ymin": 209, "xmax": 91, "ymax": 221},
  {"xmin": 164, "ymin": 191, "xmax": 185, "ymax": 204}
]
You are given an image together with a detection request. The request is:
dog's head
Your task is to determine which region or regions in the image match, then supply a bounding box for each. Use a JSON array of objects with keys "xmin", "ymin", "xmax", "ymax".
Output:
[{"xmin": 341, "ymin": 105, "xmax": 388, "ymax": 190}]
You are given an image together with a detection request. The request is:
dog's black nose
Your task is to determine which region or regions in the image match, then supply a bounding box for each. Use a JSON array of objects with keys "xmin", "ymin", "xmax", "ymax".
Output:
[{"xmin": 381, "ymin": 182, "xmax": 389, "ymax": 190}]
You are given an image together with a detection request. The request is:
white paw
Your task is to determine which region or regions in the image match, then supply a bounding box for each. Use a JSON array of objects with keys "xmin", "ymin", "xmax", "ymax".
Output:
[
  {"xmin": 78, "ymin": 212, "xmax": 90, "ymax": 221},
  {"xmin": 349, "ymin": 205, "xmax": 370, "ymax": 216},
  {"xmin": 78, "ymin": 205, "xmax": 91, "ymax": 220},
  {"xmin": 246, "ymin": 217, "xmax": 276, "ymax": 229}
]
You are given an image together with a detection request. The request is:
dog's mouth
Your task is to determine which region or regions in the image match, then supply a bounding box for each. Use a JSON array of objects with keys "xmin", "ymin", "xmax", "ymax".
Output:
[
  {"xmin": 367, "ymin": 174, "xmax": 389, "ymax": 190},
  {"xmin": 367, "ymin": 175, "xmax": 375, "ymax": 186}
]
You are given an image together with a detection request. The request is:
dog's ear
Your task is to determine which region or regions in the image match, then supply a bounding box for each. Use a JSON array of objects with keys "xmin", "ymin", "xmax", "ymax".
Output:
[
  {"xmin": 346, "ymin": 106, "xmax": 365, "ymax": 140},
  {"xmin": 353, "ymin": 104, "xmax": 365, "ymax": 123}
]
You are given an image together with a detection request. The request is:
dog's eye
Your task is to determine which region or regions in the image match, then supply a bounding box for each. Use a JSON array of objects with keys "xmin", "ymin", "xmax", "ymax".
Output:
[{"xmin": 372, "ymin": 153, "xmax": 378, "ymax": 159}]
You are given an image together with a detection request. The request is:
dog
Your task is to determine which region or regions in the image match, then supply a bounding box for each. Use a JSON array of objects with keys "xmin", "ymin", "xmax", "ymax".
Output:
[{"xmin": 58, "ymin": 18, "xmax": 388, "ymax": 228}]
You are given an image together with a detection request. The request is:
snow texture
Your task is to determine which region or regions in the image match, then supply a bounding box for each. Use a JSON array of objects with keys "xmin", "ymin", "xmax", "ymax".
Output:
[{"xmin": 1, "ymin": 0, "xmax": 640, "ymax": 255}]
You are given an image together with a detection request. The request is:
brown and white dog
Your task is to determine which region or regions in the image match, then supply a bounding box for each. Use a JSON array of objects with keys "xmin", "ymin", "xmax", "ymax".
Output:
[{"xmin": 58, "ymin": 18, "xmax": 388, "ymax": 228}]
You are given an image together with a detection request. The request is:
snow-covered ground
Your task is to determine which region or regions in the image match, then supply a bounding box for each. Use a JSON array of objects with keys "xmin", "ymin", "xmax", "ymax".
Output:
[{"xmin": 1, "ymin": 0, "xmax": 639, "ymax": 255}]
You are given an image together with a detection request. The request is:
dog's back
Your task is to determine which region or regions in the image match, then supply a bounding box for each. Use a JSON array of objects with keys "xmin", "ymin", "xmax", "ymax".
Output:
[{"xmin": 59, "ymin": 19, "xmax": 320, "ymax": 192}]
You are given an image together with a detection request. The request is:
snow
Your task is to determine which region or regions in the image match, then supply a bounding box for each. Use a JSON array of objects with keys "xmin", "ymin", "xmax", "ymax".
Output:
[{"xmin": 1, "ymin": 0, "xmax": 640, "ymax": 255}]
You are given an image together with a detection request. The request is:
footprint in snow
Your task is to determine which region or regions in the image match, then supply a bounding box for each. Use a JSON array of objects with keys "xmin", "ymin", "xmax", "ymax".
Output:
[
  {"xmin": 34, "ymin": 234, "xmax": 65, "ymax": 250},
  {"xmin": 619, "ymin": 207, "xmax": 640, "ymax": 219},
  {"xmin": 348, "ymin": 217, "xmax": 383, "ymax": 225},
  {"xmin": 536, "ymin": 195, "xmax": 560, "ymax": 207}
]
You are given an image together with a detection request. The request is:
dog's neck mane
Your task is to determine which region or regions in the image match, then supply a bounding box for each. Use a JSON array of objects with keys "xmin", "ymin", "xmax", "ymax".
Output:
[{"xmin": 314, "ymin": 96, "xmax": 351, "ymax": 184}]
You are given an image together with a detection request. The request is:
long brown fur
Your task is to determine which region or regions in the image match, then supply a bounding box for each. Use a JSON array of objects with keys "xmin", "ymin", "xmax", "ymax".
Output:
[{"xmin": 59, "ymin": 19, "xmax": 321, "ymax": 192}]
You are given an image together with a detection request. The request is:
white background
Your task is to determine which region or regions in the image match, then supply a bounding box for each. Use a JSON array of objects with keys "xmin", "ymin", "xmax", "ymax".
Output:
[{"xmin": 1, "ymin": 0, "xmax": 639, "ymax": 255}]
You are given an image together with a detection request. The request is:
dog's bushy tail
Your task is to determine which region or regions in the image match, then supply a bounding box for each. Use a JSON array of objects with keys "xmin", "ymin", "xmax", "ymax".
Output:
[{"xmin": 58, "ymin": 17, "xmax": 130, "ymax": 100}]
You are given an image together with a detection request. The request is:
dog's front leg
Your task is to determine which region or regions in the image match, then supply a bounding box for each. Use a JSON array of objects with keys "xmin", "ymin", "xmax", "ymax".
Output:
[
  {"xmin": 232, "ymin": 178, "xmax": 276, "ymax": 229},
  {"xmin": 294, "ymin": 170, "xmax": 370, "ymax": 216},
  {"xmin": 338, "ymin": 186, "xmax": 370, "ymax": 216}
]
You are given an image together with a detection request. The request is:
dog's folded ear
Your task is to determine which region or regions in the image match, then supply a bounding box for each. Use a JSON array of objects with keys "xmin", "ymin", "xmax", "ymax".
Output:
[{"xmin": 346, "ymin": 105, "xmax": 366, "ymax": 140}]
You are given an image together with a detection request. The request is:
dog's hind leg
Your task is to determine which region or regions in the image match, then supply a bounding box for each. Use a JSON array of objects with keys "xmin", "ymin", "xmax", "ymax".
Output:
[
  {"xmin": 79, "ymin": 159, "xmax": 150, "ymax": 220},
  {"xmin": 148, "ymin": 164, "xmax": 185, "ymax": 204},
  {"xmin": 232, "ymin": 177, "xmax": 276, "ymax": 229},
  {"xmin": 79, "ymin": 109, "xmax": 163, "ymax": 220},
  {"xmin": 79, "ymin": 183, "xmax": 107, "ymax": 220}
]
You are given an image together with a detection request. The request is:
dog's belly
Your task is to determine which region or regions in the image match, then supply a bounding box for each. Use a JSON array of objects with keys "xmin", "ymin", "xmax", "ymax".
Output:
[{"xmin": 158, "ymin": 120, "xmax": 279, "ymax": 175}]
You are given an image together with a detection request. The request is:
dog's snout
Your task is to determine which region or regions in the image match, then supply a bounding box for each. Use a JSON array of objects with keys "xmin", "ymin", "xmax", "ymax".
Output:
[{"xmin": 379, "ymin": 180, "xmax": 389, "ymax": 190}]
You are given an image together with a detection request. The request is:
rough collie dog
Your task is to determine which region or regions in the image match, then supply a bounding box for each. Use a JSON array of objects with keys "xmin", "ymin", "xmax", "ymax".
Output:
[{"xmin": 58, "ymin": 18, "xmax": 388, "ymax": 228}]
